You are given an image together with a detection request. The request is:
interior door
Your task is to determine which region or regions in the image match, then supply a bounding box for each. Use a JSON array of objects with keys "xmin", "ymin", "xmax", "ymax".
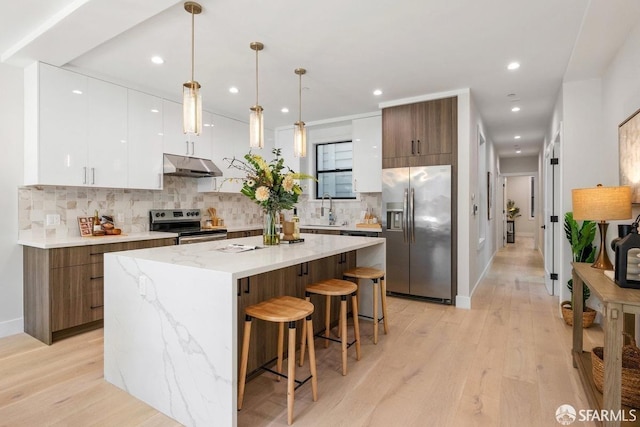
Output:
[{"xmin": 543, "ymin": 127, "xmax": 561, "ymax": 295}]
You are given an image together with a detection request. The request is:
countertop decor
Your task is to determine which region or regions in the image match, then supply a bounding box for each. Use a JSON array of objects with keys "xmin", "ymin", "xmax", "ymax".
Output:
[{"xmin": 225, "ymin": 148, "xmax": 313, "ymax": 245}]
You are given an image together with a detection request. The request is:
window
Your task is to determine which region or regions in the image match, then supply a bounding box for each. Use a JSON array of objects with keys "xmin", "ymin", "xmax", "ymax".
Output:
[{"xmin": 315, "ymin": 141, "xmax": 355, "ymax": 199}]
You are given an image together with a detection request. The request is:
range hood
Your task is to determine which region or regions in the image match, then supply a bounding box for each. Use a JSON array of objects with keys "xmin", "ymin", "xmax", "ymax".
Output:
[{"xmin": 163, "ymin": 154, "xmax": 223, "ymax": 178}]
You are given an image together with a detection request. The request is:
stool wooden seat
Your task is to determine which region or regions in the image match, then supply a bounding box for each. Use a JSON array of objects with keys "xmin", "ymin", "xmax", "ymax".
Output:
[
  {"xmin": 300, "ymin": 279, "xmax": 361, "ymax": 376},
  {"xmin": 238, "ymin": 296, "xmax": 318, "ymax": 425},
  {"xmin": 343, "ymin": 267, "xmax": 389, "ymax": 344}
]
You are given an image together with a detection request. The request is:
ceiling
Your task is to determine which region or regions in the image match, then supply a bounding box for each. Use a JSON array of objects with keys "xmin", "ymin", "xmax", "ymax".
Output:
[{"xmin": 2, "ymin": 0, "xmax": 640, "ymax": 158}]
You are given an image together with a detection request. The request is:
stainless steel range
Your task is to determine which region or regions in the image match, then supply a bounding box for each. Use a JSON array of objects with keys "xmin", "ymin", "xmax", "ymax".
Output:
[{"xmin": 149, "ymin": 209, "xmax": 227, "ymax": 244}]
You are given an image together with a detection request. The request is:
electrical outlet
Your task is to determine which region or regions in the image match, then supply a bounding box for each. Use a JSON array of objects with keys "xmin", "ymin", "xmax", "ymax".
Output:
[
  {"xmin": 46, "ymin": 214, "xmax": 60, "ymax": 226},
  {"xmin": 138, "ymin": 275, "xmax": 147, "ymax": 296}
]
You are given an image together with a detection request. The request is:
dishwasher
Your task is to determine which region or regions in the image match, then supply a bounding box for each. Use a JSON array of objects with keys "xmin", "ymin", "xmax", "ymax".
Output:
[{"xmin": 340, "ymin": 230, "xmax": 380, "ymax": 238}]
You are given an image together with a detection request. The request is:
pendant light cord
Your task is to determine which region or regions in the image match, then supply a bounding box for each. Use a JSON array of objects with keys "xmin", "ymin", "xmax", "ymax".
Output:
[
  {"xmin": 298, "ymin": 72, "xmax": 302, "ymax": 123},
  {"xmin": 255, "ymin": 47, "xmax": 259, "ymax": 106},
  {"xmin": 190, "ymin": 9, "xmax": 195, "ymax": 82}
]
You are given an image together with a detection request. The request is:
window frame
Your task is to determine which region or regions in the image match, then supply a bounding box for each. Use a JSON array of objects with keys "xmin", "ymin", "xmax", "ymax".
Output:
[{"xmin": 315, "ymin": 140, "xmax": 356, "ymax": 200}]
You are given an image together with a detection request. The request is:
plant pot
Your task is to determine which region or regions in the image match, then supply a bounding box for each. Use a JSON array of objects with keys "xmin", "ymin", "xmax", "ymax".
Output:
[{"xmin": 561, "ymin": 301, "xmax": 596, "ymax": 328}]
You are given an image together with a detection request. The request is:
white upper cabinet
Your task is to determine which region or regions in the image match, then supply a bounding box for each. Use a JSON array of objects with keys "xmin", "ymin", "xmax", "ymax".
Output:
[
  {"xmin": 162, "ymin": 99, "xmax": 213, "ymax": 160},
  {"xmin": 128, "ymin": 90, "xmax": 163, "ymax": 190},
  {"xmin": 25, "ymin": 62, "xmax": 129, "ymax": 187},
  {"xmin": 87, "ymin": 78, "xmax": 128, "ymax": 188},
  {"xmin": 26, "ymin": 62, "xmax": 89, "ymax": 186},
  {"xmin": 209, "ymin": 114, "xmax": 248, "ymax": 193},
  {"xmin": 352, "ymin": 115, "xmax": 382, "ymax": 193}
]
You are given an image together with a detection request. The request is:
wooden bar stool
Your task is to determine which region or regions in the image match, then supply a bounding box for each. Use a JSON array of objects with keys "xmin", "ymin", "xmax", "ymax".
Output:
[
  {"xmin": 299, "ymin": 279, "xmax": 361, "ymax": 376},
  {"xmin": 342, "ymin": 267, "xmax": 389, "ymax": 344},
  {"xmin": 238, "ymin": 295, "xmax": 318, "ymax": 425}
]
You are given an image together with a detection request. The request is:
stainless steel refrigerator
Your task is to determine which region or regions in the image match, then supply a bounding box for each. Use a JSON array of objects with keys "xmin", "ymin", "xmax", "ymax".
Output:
[{"xmin": 382, "ymin": 165, "xmax": 453, "ymax": 303}]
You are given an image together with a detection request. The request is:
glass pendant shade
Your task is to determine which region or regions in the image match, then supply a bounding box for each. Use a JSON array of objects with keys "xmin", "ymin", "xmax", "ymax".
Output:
[
  {"xmin": 249, "ymin": 106, "xmax": 264, "ymax": 148},
  {"xmin": 183, "ymin": 81, "xmax": 202, "ymax": 135},
  {"xmin": 293, "ymin": 121, "xmax": 307, "ymax": 157}
]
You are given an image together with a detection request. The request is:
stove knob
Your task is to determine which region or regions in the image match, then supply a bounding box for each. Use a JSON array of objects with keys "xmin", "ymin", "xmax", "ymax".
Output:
[
  {"xmin": 155, "ymin": 213, "xmax": 160, "ymax": 217},
  {"xmin": 160, "ymin": 212, "xmax": 165, "ymax": 217},
  {"xmin": 194, "ymin": 211, "xmax": 199, "ymax": 216}
]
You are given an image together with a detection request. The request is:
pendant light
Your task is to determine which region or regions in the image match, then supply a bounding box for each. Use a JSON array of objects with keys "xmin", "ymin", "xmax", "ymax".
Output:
[
  {"xmin": 183, "ymin": 2, "xmax": 202, "ymax": 135},
  {"xmin": 293, "ymin": 68, "xmax": 307, "ymax": 158},
  {"xmin": 249, "ymin": 42, "xmax": 264, "ymax": 149}
]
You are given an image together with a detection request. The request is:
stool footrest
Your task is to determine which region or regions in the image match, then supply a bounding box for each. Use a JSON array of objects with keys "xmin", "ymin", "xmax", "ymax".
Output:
[
  {"xmin": 358, "ymin": 314, "xmax": 385, "ymax": 322},
  {"xmin": 257, "ymin": 357, "xmax": 314, "ymax": 391},
  {"xmin": 313, "ymin": 331, "xmax": 358, "ymax": 349}
]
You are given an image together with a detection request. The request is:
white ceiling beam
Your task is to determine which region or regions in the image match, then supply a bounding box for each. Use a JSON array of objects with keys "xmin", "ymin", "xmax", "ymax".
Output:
[{"xmin": 1, "ymin": 0, "xmax": 181, "ymax": 67}]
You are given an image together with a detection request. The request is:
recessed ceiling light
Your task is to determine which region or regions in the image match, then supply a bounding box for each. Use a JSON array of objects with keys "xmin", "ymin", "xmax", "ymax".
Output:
[
  {"xmin": 229, "ymin": 87, "xmax": 239, "ymax": 94},
  {"xmin": 281, "ymin": 107, "xmax": 289, "ymax": 113},
  {"xmin": 511, "ymin": 107, "xmax": 521, "ymax": 112},
  {"xmin": 150, "ymin": 109, "xmax": 159, "ymax": 113},
  {"xmin": 151, "ymin": 56, "xmax": 164, "ymax": 65},
  {"xmin": 71, "ymin": 89, "xmax": 83, "ymax": 95},
  {"xmin": 507, "ymin": 62, "xmax": 520, "ymax": 70},
  {"xmin": 373, "ymin": 89, "xmax": 383, "ymax": 96},
  {"xmin": 514, "ymin": 135, "xmax": 521, "ymax": 139}
]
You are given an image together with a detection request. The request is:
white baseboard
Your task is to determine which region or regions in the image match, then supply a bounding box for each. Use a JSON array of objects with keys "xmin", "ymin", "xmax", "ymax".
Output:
[
  {"xmin": 0, "ymin": 317, "xmax": 23, "ymax": 339},
  {"xmin": 456, "ymin": 295, "xmax": 471, "ymax": 309}
]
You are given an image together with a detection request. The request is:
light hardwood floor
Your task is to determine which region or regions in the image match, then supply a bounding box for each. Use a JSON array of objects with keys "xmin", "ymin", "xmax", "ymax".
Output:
[{"xmin": 0, "ymin": 237, "xmax": 601, "ymax": 426}]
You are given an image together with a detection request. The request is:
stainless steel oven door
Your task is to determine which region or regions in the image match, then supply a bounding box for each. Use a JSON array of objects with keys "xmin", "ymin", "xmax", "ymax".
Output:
[{"xmin": 178, "ymin": 233, "xmax": 227, "ymax": 245}]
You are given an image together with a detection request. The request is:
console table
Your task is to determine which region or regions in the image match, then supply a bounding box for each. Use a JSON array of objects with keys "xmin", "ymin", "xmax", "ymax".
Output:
[{"xmin": 572, "ymin": 263, "xmax": 640, "ymax": 427}]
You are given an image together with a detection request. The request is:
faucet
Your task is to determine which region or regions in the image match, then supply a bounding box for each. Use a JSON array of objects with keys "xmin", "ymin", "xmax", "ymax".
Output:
[{"xmin": 321, "ymin": 193, "xmax": 335, "ymax": 225}]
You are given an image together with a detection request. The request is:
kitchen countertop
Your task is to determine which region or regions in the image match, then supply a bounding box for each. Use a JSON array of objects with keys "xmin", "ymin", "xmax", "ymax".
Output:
[
  {"xmin": 225, "ymin": 223, "xmax": 382, "ymax": 233},
  {"xmin": 110, "ymin": 233, "xmax": 384, "ymax": 280},
  {"xmin": 17, "ymin": 231, "xmax": 178, "ymax": 249}
]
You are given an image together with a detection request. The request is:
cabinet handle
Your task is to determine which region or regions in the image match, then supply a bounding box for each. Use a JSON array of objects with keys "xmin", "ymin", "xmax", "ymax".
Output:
[
  {"xmin": 191, "ymin": 141, "xmax": 195, "ymax": 155},
  {"xmin": 91, "ymin": 167, "xmax": 95, "ymax": 185},
  {"xmin": 298, "ymin": 264, "xmax": 304, "ymax": 277},
  {"xmin": 353, "ymin": 178, "xmax": 357, "ymax": 192},
  {"xmin": 185, "ymin": 140, "xmax": 189, "ymax": 155},
  {"xmin": 90, "ymin": 304, "xmax": 104, "ymax": 310},
  {"xmin": 83, "ymin": 167, "xmax": 88, "ymax": 184},
  {"xmin": 411, "ymin": 140, "xmax": 415, "ymax": 155},
  {"xmin": 304, "ymin": 262, "xmax": 309, "ymax": 276},
  {"xmin": 90, "ymin": 276, "xmax": 103, "ymax": 280},
  {"xmin": 244, "ymin": 277, "xmax": 251, "ymax": 294}
]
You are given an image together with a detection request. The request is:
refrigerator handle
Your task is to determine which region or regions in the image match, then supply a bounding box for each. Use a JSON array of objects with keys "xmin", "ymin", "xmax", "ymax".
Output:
[
  {"xmin": 410, "ymin": 188, "xmax": 416, "ymax": 243},
  {"xmin": 403, "ymin": 188, "xmax": 409, "ymax": 243}
]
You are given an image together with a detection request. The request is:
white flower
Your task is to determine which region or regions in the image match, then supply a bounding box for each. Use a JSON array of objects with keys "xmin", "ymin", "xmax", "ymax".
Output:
[
  {"xmin": 255, "ymin": 186, "xmax": 270, "ymax": 202},
  {"xmin": 246, "ymin": 179, "xmax": 255, "ymax": 187},
  {"xmin": 283, "ymin": 174, "xmax": 294, "ymax": 192}
]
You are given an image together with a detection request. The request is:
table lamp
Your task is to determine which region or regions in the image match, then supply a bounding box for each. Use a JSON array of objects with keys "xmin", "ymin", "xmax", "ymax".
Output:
[{"xmin": 572, "ymin": 184, "xmax": 632, "ymax": 269}]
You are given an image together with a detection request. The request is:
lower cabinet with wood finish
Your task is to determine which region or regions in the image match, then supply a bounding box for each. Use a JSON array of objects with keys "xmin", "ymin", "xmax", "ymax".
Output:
[
  {"xmin": 237, "ymin": 251, "xmax": 356, "ymax": 378},
  {"xmin": 23, "ymin": 238, "xmax": 176, "ymax": 344}
]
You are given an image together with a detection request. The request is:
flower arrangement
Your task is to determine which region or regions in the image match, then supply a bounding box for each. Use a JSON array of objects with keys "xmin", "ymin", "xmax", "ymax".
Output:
[
  {"xmin": 225, "ymin": 148, "xmax": 313, "ymax": 244},
  {"xmin": 226, "ymin": 148, "xmax": 312, "ymax": 212}
]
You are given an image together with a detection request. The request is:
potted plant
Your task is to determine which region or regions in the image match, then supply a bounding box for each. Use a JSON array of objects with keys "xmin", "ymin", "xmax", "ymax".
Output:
[
  {"xmin": 562, "ymin": 212, "xmax": 597, "ymax": 327},
  {"xmin": 507, "ymin": 199, "xmax": 521, "ymax": 220}
]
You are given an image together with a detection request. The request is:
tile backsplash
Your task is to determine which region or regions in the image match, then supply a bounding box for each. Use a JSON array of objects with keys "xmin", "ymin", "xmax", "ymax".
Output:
[{"xmin": 18, "ymin": 176, "xmax": 381, "ymax": 239}]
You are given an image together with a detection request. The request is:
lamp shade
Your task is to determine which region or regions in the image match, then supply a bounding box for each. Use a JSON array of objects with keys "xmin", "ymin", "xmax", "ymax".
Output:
[{"xmin": 572, "ymin": 185, "xmax": 632, "ymax": 221}]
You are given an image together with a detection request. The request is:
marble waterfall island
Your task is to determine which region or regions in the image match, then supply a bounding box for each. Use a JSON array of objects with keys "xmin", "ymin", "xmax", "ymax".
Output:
[{"xmin": 104, "ymin": 233, "xmax": 385, "ymax": 426}]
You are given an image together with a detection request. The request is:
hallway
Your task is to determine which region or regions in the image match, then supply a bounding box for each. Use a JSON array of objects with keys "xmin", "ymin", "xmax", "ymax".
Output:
[{"xmin": 0, "ymin": 237, "xmax": 600, "ymax": 426}]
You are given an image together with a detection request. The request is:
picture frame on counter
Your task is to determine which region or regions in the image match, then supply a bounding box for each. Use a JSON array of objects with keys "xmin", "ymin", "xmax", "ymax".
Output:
[{"xmin": 77, "ymin": 216, "xmax": 93, "ymax": 237}]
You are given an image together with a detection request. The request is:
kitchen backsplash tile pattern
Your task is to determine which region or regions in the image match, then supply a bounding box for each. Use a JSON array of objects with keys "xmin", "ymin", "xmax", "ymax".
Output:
[{"xmin": 19, "ymin": 177, "xmax": 381, "ymax": 239}]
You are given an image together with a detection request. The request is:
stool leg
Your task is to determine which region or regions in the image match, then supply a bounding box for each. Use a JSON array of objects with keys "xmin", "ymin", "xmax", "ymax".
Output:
[
  {"xmin": 351, "ymin": 292, "xmax": 361, "ymax": 361},
  {"xmin": 373, "ymin": 279, "xmax": 379, "ymax": 344},
  {"xmin": 381, "ymin": 276, "xmax": 389, "ymax": 335},
  {"xmin": 299, "ymin": 294, "xmax": 310, "ymax": 367},
  {"xmin": 305, "ymin": 315, "xmax": 318, "ymax": 402},
  {"xmin": 340, "ymin": 295, "xmax": 348, "ymax": 375},
  {"xmin": 324, "ymin": 295, "xmax": 331, "ymax": 348},
  {"xmin": 287, "ymin": 321, "xmax": 296, "ymax": 425},
  {"xmin": 238, "ymin": 315, "xmax": 252, "ymax": 410},
  {"xmin": 277, "ymin": 321, "xmax": 284, "ymax": 382}
]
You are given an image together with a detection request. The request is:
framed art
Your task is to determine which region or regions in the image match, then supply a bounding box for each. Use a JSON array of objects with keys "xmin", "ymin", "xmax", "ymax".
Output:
[
  {"xmin": 77, "ymin": 216, "xmax": 93, "ymax": 237},
  {"xmin": 619, "ymin": 107, "xmax": 640, "ymax": 203}
]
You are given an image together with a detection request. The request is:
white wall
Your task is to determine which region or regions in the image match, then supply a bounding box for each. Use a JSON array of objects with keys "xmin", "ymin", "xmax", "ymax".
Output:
[
  {"xmin": 0, "ymin": 63, "xmax": 24, "ymax": 337},
  {"xmin": 500, "ymin": 156, "xmax": 538, "ymax": 174}
]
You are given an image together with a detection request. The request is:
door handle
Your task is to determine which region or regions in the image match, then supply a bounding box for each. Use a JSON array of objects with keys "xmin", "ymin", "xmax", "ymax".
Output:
[
  {"xmin": 403, "ymin": 188, "xmax": 409, "ymax": 243},
  {"xmin": 410, "ymin": 188, "xmax": 415, "ymax": 243}
]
